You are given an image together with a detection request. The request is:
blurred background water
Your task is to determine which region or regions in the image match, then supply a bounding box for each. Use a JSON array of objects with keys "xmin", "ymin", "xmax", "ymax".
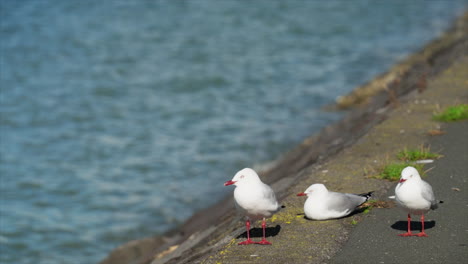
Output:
[{"xmin": 0, "ymin": 0, "xmax": 466, "ymax": 263}]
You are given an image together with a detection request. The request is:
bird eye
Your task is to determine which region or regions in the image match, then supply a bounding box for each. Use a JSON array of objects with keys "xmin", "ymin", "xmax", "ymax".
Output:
[{"xmin": 240, "ymin": 175, "xmax": 245, "ymax": 179}]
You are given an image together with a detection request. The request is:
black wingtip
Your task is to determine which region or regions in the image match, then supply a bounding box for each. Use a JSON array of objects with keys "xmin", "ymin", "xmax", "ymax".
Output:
[
  {"xmin": 359, "ymin": 191, "xmax": 374, "ymax": 199},
  {"xmin": 281, "ymin": 205, "xmax": 286, "ymax": 208}
]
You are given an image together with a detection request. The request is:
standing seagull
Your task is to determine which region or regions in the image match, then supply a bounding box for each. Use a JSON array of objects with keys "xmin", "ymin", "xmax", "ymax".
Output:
[
  {"xmin": 395, "ymin": 166, "xmax": 441, "ymax": 237},
  {"xmin": 297, "ymin": 184, "xmax": 373, "ymax": 220},
  {"xmin": 224, "ymin": 168, "xmax": 281, "ymax": 245}
]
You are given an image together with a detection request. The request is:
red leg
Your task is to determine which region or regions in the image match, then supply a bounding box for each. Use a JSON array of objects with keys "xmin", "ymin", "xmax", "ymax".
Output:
[
  {"xmin": 238, "ymin": 220, "xmax": 255, "ymax": 245},
  {"xmin": 415, "ymin": 214, "xmax": 428, "ymax": 237},
  {"xmin": 398, "ymin": 214, "xmax": 413, "ymax": 237},
  {"xmin": 256, "ymin": 218, "xmax": 272, "ymax": 245}
]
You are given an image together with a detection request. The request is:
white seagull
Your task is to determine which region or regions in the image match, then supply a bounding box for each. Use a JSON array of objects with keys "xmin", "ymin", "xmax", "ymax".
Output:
[
  {"xmin": 224, "ymin": 168, "xmax": 281, "ymax": 245},
  {"xmin": 297, "ymin": 183, "xmax": 373, "ymax": 220},
  {"xmin": 395, "ymin": 166, "xmax": 441, "ymax": 237}
]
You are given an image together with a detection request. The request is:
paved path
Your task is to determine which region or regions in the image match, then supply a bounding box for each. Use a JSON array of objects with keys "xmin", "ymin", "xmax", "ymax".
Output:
[{"xmin": 331, "ymin": 121, "xmax": 468, "ymax": 264}]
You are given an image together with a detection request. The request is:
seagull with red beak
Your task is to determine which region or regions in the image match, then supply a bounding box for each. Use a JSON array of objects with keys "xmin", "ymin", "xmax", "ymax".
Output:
[
  {"xmin": 395, "ymin": 166, "xmax": 442, "ymax": 237},
  {"xmin": 297, "ymin": 183, "xmax": 373, "ymax": 220},
  {"xmin": 224, "ymin": 168, "xmax": 280, "ymax": 245}
]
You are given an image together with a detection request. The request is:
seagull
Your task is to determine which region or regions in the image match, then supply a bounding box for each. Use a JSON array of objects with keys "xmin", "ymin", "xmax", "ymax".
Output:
[
  {"xmin": 395, "ymin": 166, "xmax": 441, "ymax": 237},
  {"xmin": 224, "ymin": 168, "xmax": 281, "ymax": 245},
  {"xmin": 297, "ymin": 184, "xmax": 373, "ymax": 220}
]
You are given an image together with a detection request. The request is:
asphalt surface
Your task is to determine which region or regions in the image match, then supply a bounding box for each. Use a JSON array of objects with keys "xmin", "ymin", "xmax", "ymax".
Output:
[{"xmin": 331, "ymin": 121, "xmax": 468, "ymax": 264}]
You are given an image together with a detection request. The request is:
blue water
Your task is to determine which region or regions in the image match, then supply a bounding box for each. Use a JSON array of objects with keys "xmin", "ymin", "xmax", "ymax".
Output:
[{"xmin": 1, "ymin": 0, "xmax": 466, "ymax": 263}]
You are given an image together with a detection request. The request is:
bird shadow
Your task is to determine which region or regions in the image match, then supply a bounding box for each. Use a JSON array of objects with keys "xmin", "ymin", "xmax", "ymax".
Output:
[
  {"xmin": 343, "ymin": 207, "xmax": 369, "ymax": 218},
  {"xmin": 391, "ymin": 220, "xmax": 436, "ymax": 231},
  {"xmin": 297, "ymin": 207, "xmax": 367, "ymax": 221},
  {"xmin": 237, "ymin": 225, "xmax": 282, "ymax": 239}
]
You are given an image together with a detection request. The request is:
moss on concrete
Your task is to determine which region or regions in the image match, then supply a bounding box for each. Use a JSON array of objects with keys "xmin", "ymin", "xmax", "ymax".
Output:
[
  {"xmin": 396, "ymin": 146, "xmax": 441, "ymax": 161},
  {"xmin": 433, "ymin": 104, "xmax": 468, "ymax": 122},
  {"xmin": 377, "ymin": 163, "xmax": 424, "ymax": 181}
]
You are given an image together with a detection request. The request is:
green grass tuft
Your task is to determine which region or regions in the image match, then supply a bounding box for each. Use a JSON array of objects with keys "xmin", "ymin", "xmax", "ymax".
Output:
[
  {"xmin": 397, "ymin": 146, "xmax": 441, "ymax": 161},
  {"xmin": 433, "ymin": 104, "xmax": 468, "ymax": 122},
  {"xmin": 362, "ymin": 207, "xmax": 371, "ymax": 214},
  {"xmin": 378, "ymin": 163, "xmax": 424, "ymax": 181}
]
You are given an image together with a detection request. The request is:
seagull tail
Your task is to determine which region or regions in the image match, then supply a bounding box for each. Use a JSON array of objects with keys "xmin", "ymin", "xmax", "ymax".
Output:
[
  {"xmin": 431, "ymin": 200, "xmax": 444, "ymax": 210},
  {"xmin": 358, "ymin": 191, "xmax": 374, "ymax": 202}
]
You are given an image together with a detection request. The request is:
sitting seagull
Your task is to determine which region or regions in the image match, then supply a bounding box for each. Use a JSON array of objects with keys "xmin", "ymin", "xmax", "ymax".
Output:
[
  {"xmin": 297, "ymin": 183, "xmax": 373, "ymax": 220},
  {"xmin": 395, "ymin": 166, "xmax": 442, "ymax": 237},
  {"xmin": 224, "ymin": 168, "xmax": 281, "ymax": 245}
]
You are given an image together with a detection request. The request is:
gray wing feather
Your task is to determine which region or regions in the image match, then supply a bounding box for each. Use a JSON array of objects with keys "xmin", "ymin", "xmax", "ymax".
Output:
[
  {"xmin": 327, "ymin": 192, "xmax": 366, "ymax": 212},
  {"xmin": 260, "ymin": 183, "xmax": 280, "ymax": 212},
  {"xmin": 420, "ymin": 180, "xmax": 437, "ymax": 210}
]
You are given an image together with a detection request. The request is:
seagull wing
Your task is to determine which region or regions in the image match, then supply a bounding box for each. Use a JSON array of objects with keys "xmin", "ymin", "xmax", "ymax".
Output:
[
  {"xmin": 326, "ymin": 192, "xmax": 365, "ymax": 214},
  {"xmin": 260, "ymin": 183, "xmax": 280, "ymax": 211},
  {"xmin": 420, "ymin": 180, "xmax": 437, "ymax": 209}
]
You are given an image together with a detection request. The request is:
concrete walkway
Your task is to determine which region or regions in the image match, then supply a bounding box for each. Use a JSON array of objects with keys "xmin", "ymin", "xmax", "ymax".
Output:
[{"xmin": 332, "ymin": 121, "xmax": 468, "ymax": 264}]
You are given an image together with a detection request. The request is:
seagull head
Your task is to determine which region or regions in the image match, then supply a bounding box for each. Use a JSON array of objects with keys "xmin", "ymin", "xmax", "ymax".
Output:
[
  {"xmin": 297, "ymin": 183, "xmax": 328, "ymax": 197},
  {"xmin": 399, "ymin": 166, "xmax": 421, "ymax": 183},
  {"xmin": 224, "ymin": 168, "xmax": 261, "ymax": 187}
]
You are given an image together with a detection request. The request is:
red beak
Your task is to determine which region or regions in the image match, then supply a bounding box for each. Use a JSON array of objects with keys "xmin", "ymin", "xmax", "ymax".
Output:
[
  {"xmin": 224, "ymin": 180, "xmax": 236, "ymax": 186},
  {"xmin": 297, "ymin": 192, "xmax": 306, "ymax": 196},
  {"xmin": 399, "ymin": 179, "xmax": 407, "ymax": 183}
]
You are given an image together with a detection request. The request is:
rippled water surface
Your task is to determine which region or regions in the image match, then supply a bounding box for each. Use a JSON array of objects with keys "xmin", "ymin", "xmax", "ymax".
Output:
[{"xmin": 1, "ymin": 1, "xmax": 466, "ymax": 263}]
